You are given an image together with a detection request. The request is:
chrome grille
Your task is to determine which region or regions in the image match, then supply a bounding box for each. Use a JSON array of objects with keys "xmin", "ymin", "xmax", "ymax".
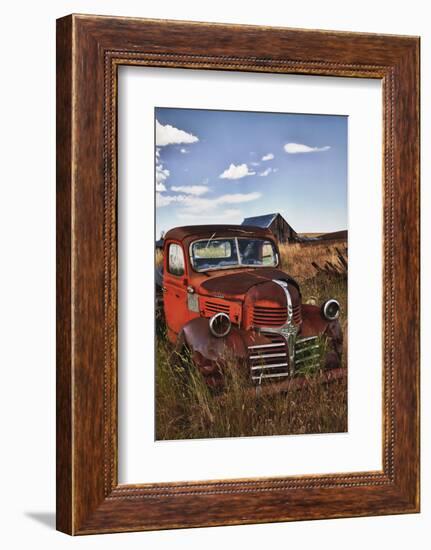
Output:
[
  {"xmin": 248, "ymin": 333, "xmax": 289, "ymax": 382},
  {"xmin": 294, "ymin": 336, "xmax": 321, "ymax": 371},
  {"xmin": 248, "ymin": 333, "xmax": 321, "ymax": 383}
]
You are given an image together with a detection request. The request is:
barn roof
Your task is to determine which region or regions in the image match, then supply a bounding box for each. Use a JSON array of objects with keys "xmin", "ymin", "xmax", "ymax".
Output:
[{"xmin": 242, "ymin": 213, "xmax": 278, "ymax": 228}]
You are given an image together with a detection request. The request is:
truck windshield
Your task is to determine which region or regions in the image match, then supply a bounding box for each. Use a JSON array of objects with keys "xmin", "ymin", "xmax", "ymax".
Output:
[{"xmin": 190, "ymin": 238, "xmax": 278, "ymax": 272}]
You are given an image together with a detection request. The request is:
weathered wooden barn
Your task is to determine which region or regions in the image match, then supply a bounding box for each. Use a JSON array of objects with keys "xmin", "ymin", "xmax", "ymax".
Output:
[{"xmin": 242, "ymin": 213, "xmax": 298, "ymax": 244}]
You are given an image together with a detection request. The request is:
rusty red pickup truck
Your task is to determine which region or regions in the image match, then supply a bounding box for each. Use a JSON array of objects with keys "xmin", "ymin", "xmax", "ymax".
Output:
[{"xmin": 156, "ymin": 224, "xmax": 345, "ymax": 392}]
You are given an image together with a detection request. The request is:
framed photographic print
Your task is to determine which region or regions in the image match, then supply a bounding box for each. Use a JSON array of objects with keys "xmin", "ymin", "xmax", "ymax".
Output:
[{"xmin": 56, "ymin": 15, "xmax": 420, "ymax": 534}]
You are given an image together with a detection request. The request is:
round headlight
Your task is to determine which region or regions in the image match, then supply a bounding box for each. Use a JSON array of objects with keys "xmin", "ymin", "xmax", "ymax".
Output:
[
  {"xmin": 209, "ymin": 312, "xmax": 232, "ymax": 338},
  {"xmin": 322, "ymin": 299, "xmax": 340, "ymax": 321}
]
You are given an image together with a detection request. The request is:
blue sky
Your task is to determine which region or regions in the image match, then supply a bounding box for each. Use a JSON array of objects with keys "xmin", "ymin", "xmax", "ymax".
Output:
[{"xmin": 155, "ymin": 108, "xmax": 347, "ymax": 238}]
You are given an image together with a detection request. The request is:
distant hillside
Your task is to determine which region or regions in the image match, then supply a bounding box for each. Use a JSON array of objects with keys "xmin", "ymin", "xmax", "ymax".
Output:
[
  {"xmin": 316, "ymin": 230, "xmax": 348, "ymax": 241},
  {"xmin": 296, "ymin": 230, "xmax": 347, "ymax": 244}
]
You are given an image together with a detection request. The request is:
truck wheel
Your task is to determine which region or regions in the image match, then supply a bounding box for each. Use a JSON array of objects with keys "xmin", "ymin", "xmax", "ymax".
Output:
[
  {"xmin": 322, "ymin": 319, "xmax": 343, "ymax": 370},
  {"xmin": 172, "ymin": 341, "xmax": 223, "ymax": 395}
]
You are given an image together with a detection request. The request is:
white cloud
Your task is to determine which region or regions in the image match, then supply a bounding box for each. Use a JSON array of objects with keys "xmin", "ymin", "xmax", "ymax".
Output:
[
  {"xmin": 219, "ymin": 163, "xmax": 256, "ymax": 180},
  {"xmin": 262, "ymin": 153, "xmax": 274, "ymax": 161},
  {"xmin": 284, "ymin": 143, "xmax": 331, "ymax": 154},
  {"xmin": 216, "ymin": 192, "xmax": 261, "ymax": 205},
  {"xmin": 175, "ymin": 190, "xmax": 267, "ymax": 225},
  {"xmin": 156, "ymin": 120, "xmax": 199, "ymax": 147},
  {"xmin": 182, "ymin": 192, "xmax": 261, "ymax": 212},
  {"xmin": 156, "ymin": 193, "xmax": 184, "ymax": 208},
  {"xmin": 155, "ymin": 146, "xmax": 172, "ymax": 193},
  {"xmin": 250, "ymin": 161, "xmax": 260, "ymax": 167},
  {"xmin": 156, "ymin": 182, "xmax": 167, "ymax": 192},
  {"xmin": 156, "ymin": 160, "xmax": 170, "ymax": 192},
  {"xmin": 163, "ymin": 191, "xmax": 261, "ymax": 214},
  {"xmin": 157, "ymin": 185, "xmax": 261, "ymax": 214},
  {"xmin": 259, "ymin": 167, "xmax": 272, "ymax": 177},
  {"xmin": 180, "ymin": 148, "xmax": 188, "ymax": 154},
  {"xmin": 188, "ymin": 192, "xmax": 258, "ymax": 215},
  {"xmin": 156, "ymin": 163, "xmax": 170, "ymax": 184},
  {"xmin": 171, "ymin": 185, "xmax": 209, "ymax": 196}
]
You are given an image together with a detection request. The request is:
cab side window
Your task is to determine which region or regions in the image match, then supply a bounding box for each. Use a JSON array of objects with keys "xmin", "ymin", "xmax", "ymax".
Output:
[{"xmin": 168, "ymin": 243, "xmax": 185, "ymax": 276}]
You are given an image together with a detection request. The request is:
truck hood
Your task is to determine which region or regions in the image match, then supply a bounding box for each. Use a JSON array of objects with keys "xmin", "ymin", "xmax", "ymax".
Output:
[{"xmin": 198, "ymin": 268, "xmax": 299, "ymax": 300}]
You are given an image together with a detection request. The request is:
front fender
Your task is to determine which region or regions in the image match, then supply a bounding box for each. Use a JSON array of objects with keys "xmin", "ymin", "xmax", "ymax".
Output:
[
  {"xmin": 177, "ymin": 317, "xmax": 249, "ymax": 367},
  {"xmin": 300, "ymin": 304, "xmax": 343, "ymax": 367},
  {"xmin": 176, "ymin": 318, "xmax": 250, "ymax": 388}
]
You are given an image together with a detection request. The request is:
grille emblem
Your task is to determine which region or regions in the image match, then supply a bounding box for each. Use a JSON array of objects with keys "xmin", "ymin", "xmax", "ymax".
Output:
[{"xmin": 256, "ymin": 279, "xmax": 299, "ymax": 375}]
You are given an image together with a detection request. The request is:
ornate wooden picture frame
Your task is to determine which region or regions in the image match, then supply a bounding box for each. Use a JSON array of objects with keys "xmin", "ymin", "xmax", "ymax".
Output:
[{"xmin": 56, "ymin": 14, "xmax": 420, "ymax": 535}]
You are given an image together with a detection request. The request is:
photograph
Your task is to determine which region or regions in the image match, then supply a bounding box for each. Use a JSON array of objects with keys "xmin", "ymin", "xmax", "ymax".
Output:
[{"xmin": 154, "ymin": 107, "xmax": 348, "ymax": 441}]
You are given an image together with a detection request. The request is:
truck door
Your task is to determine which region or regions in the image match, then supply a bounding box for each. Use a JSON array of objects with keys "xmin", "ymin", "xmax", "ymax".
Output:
[{"xmin": 163, "ymin": 241, "xmax": 189, "ymax": 341}]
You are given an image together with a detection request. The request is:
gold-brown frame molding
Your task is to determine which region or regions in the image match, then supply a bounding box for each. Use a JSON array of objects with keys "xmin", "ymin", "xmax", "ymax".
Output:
[{"xmin": 56, "ymin": 14, "xmax": 420, "ymax": 534}]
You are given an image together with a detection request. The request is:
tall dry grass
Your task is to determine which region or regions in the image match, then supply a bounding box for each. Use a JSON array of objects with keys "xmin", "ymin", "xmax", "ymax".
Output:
[
  {"xmin": 279, "ymin": 240, "xmax": 347, "ymax": 283},
  {"xmin": 155, "ymin": 248, "xmax": 163, "ymax": 268},
  {"xmin": 155, "ymin": 337, "xmax": 347, "ymax": 440},
  {"xmin": 155, "ymin": 239, "xmax": 348, "ymax": 440}
]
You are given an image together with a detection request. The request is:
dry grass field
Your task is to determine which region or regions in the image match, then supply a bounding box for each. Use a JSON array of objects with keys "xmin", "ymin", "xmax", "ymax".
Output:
[{"xmin": 155, "ymin": 238, "xmax": 348, "ymax": 441}]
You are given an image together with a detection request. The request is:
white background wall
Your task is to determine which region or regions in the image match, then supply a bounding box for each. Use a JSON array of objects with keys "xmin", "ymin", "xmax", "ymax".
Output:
[{"xmin": 0, "ymin": 1, "xmax": 428, "ymax": 548}]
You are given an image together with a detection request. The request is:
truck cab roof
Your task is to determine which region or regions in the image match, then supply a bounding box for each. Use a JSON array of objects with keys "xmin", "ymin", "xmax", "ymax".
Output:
[{"xmin": 164, "ymin": 224, "xmax": 274, "ymax": 243}]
